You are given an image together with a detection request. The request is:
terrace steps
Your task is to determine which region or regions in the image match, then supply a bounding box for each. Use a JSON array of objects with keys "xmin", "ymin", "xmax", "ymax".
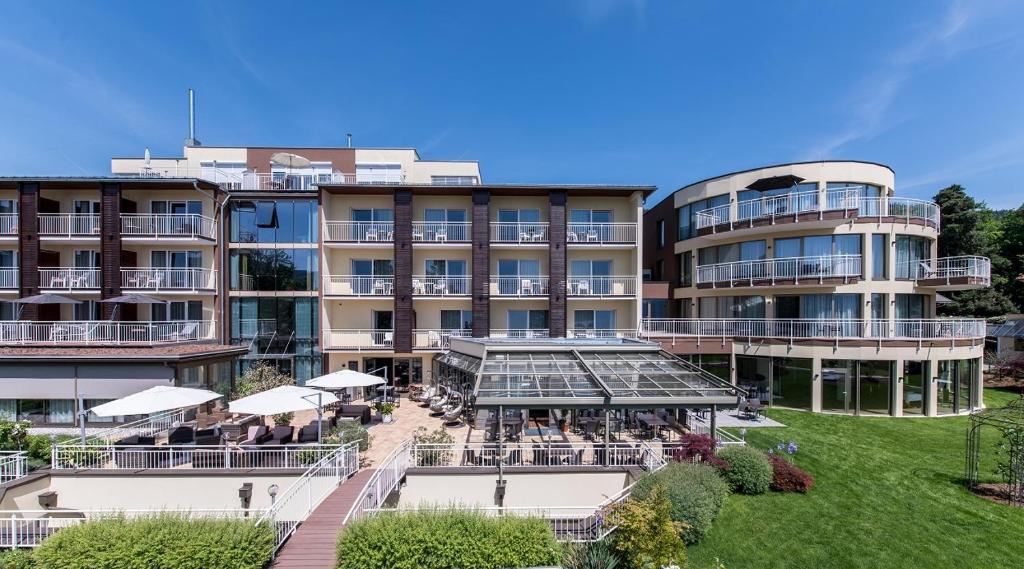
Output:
[{"xmin": 271, "ymin": 468, "xmax": 376, "ymax": 569}]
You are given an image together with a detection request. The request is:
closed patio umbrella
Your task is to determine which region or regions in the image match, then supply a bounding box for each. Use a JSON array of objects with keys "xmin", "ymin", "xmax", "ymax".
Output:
[{"xmin": 229, "ymin": 386, "xmax": 340, "ymax": 443}]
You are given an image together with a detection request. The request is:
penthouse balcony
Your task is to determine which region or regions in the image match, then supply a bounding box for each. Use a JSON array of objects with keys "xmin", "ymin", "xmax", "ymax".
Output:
[
  {"xmin": 323, "ymin": 221, "xmax": 394, "ymax": 244},
  {"xmin": 696, "ymin": 255, "xmax": 862, "ymax": 288},
  {"xmin": 0, "ymin": 320, "xmax": 215, "ymax": 346},
  {"xmin": 323, "ymin": 275, "xmax": 394, "ymax": 297},
  {"xmin": 322, "ymin": 329, "xmax": 394, "ymax": 351},
  {"xmin": 39, "ymin": 268, "xmax": 100, "ymax": 291},
  {"xmin": 121, "ymin": 214, "xmax": 216, "ymax": 241},
  {"xmin": 413, "ymin": 328, "xmax": 472, "ymax": 350},
  {"xmin": 567, "ymin": 276, "xmax": 638, "ymax": 297},
  {"xmin": 695, "ymin": 188, "xmax": 940, "ymax": 238},
  {"xmin": 639, "ymin": 318, "xmax": 986, "ymax": 344},
  {"xmin": 121, "ymin": 268, "xmax": 217, "ymax": 293},
  {"xmin": 490, "ymin": 276, "xmax": 550, "ymax": 297},
  {"xmin": 898, "ymin": 256, "xmax": 991, "ymax": 290}
]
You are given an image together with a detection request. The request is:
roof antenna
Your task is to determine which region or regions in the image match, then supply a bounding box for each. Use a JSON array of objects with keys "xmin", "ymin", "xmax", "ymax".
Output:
[
  {"xmin": 185, "ymin": 89, "xmax": 201, "ymax": 147},
  {"xmin": 347, "ymin": 133, "xmax": 352, "ymax": 148}
]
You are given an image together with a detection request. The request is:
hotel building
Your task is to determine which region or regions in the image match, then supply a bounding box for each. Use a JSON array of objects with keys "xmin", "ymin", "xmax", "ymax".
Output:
[{"xmin": 642, "ymin": 161, "xmax": 990, "ymax": 417}]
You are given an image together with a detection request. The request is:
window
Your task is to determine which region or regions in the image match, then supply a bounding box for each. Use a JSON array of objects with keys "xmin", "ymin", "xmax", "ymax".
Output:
[
  {"xmin": 657, "ymin": 220, "xmax": 666, "ymax": 248},
  {"xmin": 872, "ymin": 234, "xmax": 888, "ymax": 279},
  {"xmin": 73, "ymin": 300, "xmax": 100, "ymax": 320},
  {"xmin": 356, "ymin": 163, "xmax": 402, "ymax": 184},
  {"xmin": 229, "ymin": 297, "xmax": 321, "ymax": 383},
  {"xmin": 74, "ymin": 250, "xmax": 100, "ymax": 268},
  {"xmin": 772, "ymin": 357, "xmax": 813, "ymax": 410},
  {"xmin": 698, "ymin": 241, "xmax": 766, "ymax": 265},
  {"xmin": 895, "ymin": 235, "xmax": 931, "ymax": 279},
  {"xmin": 497, "ymin": 209, "xmax": 541, "ymax": 223},
  {"xmin": 151, "ymin": 200, "xmax": 201, "ymax": 216},
  {"xmin": 73, "ymin": 200, "xmax": 100, "ymax": 214},
  {"xmin": 570, "ymin": 209, "xmax": 613, "ymax": 223},
  {"xmin": 431, "ymin": 175, "xmax": 478, "ymax": 185},
  {"xmin": 425, "ymin": 259, "xmax": 467, "ymax": 276},
  {"xmin": 642, "ymin": 300, "xmax": 667, "ymax": 318},
  {"xmin": 699, "ymin": 296, "xmax": 765, "ymax": 318},
  {"xmin": 507, "ymin": 310, "xmax": 548, "ymax": 333},
  {"xmin": 0, "ymin": 200, "xmax": 17, "ymax": 214},
  {"xmin": 677, "ymin": 205, "xmax": 690, "ymax": 241},
  {"xmin": 153, "ymin": 300, "xmax": 202, "ymax": 321},
  {"xmin": 255, "ymin": 201, "xmax": 277, "ymax": 227},
  {"xmin": 871, "ymin": 293, "xmax": 887, "ymax": 319},
  {"xmin": 895, "ymin": 294, "xmax": 928, "ymax": 319},
  {"xmin": 574, "ymin": 309, "xmax": 616, "ymax": 331},
  {"xmin": 498, "ymin": 259, "xmax": 541, "ymax": 294},
  {"xmin": 230, "ymin": 200, "xmax": 318, "ymax": 243},
  {"xmin": 440, "ymin": 310, "xmax": 472, "ymax": 330},
  {"xmin": 570, "ymin": 259, "xmax": 612, "ymax": 294},
  {"xmin": 680, "ymin": 252, "xmax": 693, "ymax": 287},
  {"xmin": 652, "ymin": 259, "xmax": 665, "ymax": 281},
  {"xmin": 229, "ymin": 249, "xmax": 319, "ymax": 292},
  {"xmin": 424, "ymin": 208, "xmax": 467, "ymax": 223},
  {"xmin": 827, "ymin": 182, "xmax": 882, "ymax": 215},
  {"xmin": 773, "ymin": 235, "xmax": 861, "ymax": 258}
]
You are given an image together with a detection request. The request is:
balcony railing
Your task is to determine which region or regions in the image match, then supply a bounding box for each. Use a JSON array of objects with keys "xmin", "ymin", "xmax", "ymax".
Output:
[
  {"xmin": 38, "ymin": 214, "xmax": 101, "ymax": 237},
  {"xmin": 0, "ymin": 451, "xmax": 27, "ymax": 483},
  {"xmin": 490, "ymin": 329, "xmax": 550, "ymax": 339},
  {"xmin": 122, "ymin": 268, "xmax": 217, "ymax": 291},
  {"xmin": 39, "ymin": 268, "xmax": 100, "ymax": 290},
  {"xmin": 412, "ymin": 222, "xmax": 470, "ymax": 242},
  {"xmin": 0, "ymin": 321, "xmax": 214, "ymax": 345},
  {"xmin": 324, "ymin": 275, "xmax": 394, "ymax": 296},
  {"xmin": 413, "ymin": 328, "xmax": 472, "ymax": 350},
  {"xmin": 323, "ymin": 221, "xmax": 394, "ymax": 242},
  {"xmin": 412, "ymin": 276, "xmax": 470, "ymax": 296},
  {"xmin": 696, "ymin": 189, "xmax": 940, "ymax": 231},
  {"xmin": 567, "ymin": 223, "xmax": 637, "ymax": 244},
  {"xmin": 52, "ymin": 443, "xmax": 348, "ymax": 471},
  {"xmin": 490, "ymin": 222, "xmax": 550, "ymax": 243},
  {"xmin": 121, "ymin": 213, "xmax": 216, "ymax": 239},
  {"xmin": 0, "ymin": 267, "xmax": 18, "ymax": 289},
  {"xmin": 898, "ymin": 255, "xmax": 991, "ymax": 285},
  {"xmin": 135, "ymin": 167, "xmax": 358, "ymax": 190},
  {"xmin": 323, "ymin": 329, "xmax": 394, "ymax": 350},
  {"xmin": 490, "ymin": 276, "xmax": 549, "ymax": 296},
  {"xmin": 567, "ymin": 276, "xmax": 637, "ymax": 296},
  {"xmin": 639, "ymin": 318, "xmax": 986, "ymax": 341},
  {"xmin": 0, "ymin": 214, "xmax": 16, "ymax": 235},
  {"xmin": 567, "ymin": 329, "xmax": 638, "ymax": 339},
  {"xmin": 696, "ymin": 255, "xmax": 862, "ymax": 286}
]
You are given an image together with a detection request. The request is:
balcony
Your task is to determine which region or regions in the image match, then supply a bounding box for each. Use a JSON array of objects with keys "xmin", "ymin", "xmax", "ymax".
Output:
[
  {"xmin": 135, "ymin": 167, "xmax": 357, "ymax": 190},
  {"xmin": 322, "ymin": 329, "xmax": 394, "ymax": 351},
  {"xmin": 323, "ymin": 221, "xmax": 394, "ymax": 244},
  {"xmin": 567, "ymin": 223, "xmax": 637, "ymax": 245},
  {"xmin": 899, "ymin": 256, "xmax": 991, "ymax": 290},
  {"xmin": 121, "ymin": 214, "xmax": 216, "ymax": 240},
  {"xmin": 39, "ymin": 268, "xmax": 100, "ymax": 291},
  {"xmin": 0, "ymin": 214, "xmax": 17, "ymax": 237},
  {"xmin": 121, "ymin": 268, "xmax": 217, "ymax": 292},
  {"xmin": 412, "ymin": 276, "xmax": 470, "ymax": 296},
  {"xmin": 567, "ymin": 276, "xmax": 637, "ymax": 297},
  {"xmin": 0, "ymin": 320, "xmax": 214, "ymax": 346},
  {"xmin": 639, "ymin": 318, "xmax": 986, "ymax": 343},
  {"xmin": 0, "ymin": 268, "xmax": 18, "ymax": 290},
  {"xmin": 695, "ymin": 189, "xmax": 940, "ymax": 236},
  {"xmin": 324, "ymin": 275, "xmax": 394, "ymax": 296},
  {"xmin": 413, "ymin": 329, "xmax": 471, "ymax": 350},
  {"xmin": 490, "ymin": 276, "xmax": 549, "ymax": 297},
  {"xmin": 490, "ymin": 223, "xmax": 549, "ymax": 244},
  {"xmin": 38, "ymin": 214, "xmax": 100, "ymax": 238},
  {"xmin": 567, "ymin": 329, "xmax": 638, "ymax": 339},
  {"xmin": 696, "ymin": 255, "xmax": 862, "ymax": 288},
  {"xmin": 489, "ymin": 329, "xmax": 550, "ymax": 339},
  {"xmin": 412, "ymin": 222, "xmax": 470, "ymax": 243}
]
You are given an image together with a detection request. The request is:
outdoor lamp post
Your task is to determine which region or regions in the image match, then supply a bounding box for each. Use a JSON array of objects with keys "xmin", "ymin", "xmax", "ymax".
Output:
[{"xmin": 268, "ymin": 483, "xmax": 279, "ymax": 506}]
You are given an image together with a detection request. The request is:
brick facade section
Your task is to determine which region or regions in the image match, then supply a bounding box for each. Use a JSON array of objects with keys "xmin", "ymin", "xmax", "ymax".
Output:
[
  {"xmin": 471, "ymin": 189, "xmax": 490, "ymax": 337},
  {"xmin": 393, "ymin": 189, "xmax": 413, "ymax": 353},
  {"xmin": 548, "ymin": 190, "xmax": 567, "ymax": 337},
  {"xmin": 642, "ymin": 196, "xmax": 681, "ymax": 317},
  {"xmin": 100, "ymin": 183, "xmax": 122, "ymax": 319},
  {"xmin": 17, "ymin": 183, "xmax": 40, "ymax": 321}
]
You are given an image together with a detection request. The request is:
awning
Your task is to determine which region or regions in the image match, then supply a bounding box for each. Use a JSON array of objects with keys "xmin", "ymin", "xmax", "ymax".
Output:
[{"xmin": 746, "ymin": 174, "xmax": 805, "ymax": 191}]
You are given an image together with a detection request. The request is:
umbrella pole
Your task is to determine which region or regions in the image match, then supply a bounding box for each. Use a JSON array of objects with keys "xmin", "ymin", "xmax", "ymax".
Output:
[{"xmin": 317, "ymin": 391, "xmax": 323, "ymax": 444}]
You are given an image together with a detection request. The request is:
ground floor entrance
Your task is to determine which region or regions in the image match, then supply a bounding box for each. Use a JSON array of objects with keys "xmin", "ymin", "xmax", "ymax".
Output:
[{"xmin": 361, "ymin": 357, "xmax": 424, "ymax": 389}]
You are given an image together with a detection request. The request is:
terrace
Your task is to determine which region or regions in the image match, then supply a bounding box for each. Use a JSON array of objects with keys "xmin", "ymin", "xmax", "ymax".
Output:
[
  {"xmin": 898, "ymin": 255, "xmax": 992, "ymax": 289},
  {"xmin": 0, "ymin": 320, "xmax": 215, "ymax": 346}
]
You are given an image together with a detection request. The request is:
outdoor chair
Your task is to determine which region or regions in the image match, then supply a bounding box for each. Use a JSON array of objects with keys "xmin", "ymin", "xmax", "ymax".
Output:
[
  {"xmin": 520, "ymin": 279, "xmax": 534, "ymax": 295},
  {"xmin": 582, "ymin": 420, "xmax": 599, "ymax": 441},
  {"xmin": 429, "ymin": 392, "xmax": 450, "ymax": 414},
  {"xmin": 194, "ymin": 427, "xmax": 222, "ymax": 446},
  {"xmin": 575, "ymin": 279, "xmax": 590, "ymax": 295},
  {"xmin": 164, "ymin": 322, "xmax": 199, "ymax": 342},
  {"xmin": 412, "ymin": 226, "xmax": 424, "ymax": 240},
  {"xmin": 265, "ymin": 425, "xmax": 294, "ymax": 445},
  {"xmin": 416, "ymin": 386, "xmax": 437, "ymax": 404},
  {"xmin": 298, "ymin": 424, "xmax": 320, "ymax": 443},
  {"xmin": 412, "ymin": 279, "xmax": 427, "ymax": 295},
  {"xmin": 239, "ymin": 426, "xmax": 271, "ymax": 447},
  {"xmin": 505, "ymin": 448, "xmax": 523, "ymax": 466},
  {"xmin": 442, "ymin": 401, "xmax": 464, "ymax": 425},
  {"xmin": 167, "ymin": 426, "xmax": 195, "ymax": 445},
  {"xmin": 434, "ymin": 228, "xmax": 447, "ymax": 242},
  {"xmin": 335, "ymin": 405, "xmax": 372, "ymax": 424}
]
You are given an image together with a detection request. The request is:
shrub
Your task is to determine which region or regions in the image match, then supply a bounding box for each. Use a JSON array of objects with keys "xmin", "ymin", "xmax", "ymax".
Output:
[
  {"xmin": 716, "ymin": 446, "xmax": 772, "ymax": 495},
  {"xmin": 562, "ymin": 540, "xmax": 622, "ymax": 569},
  {"xmin": 32, "ymin": 514, "xmax": 274, "ymax": 569},
  {"xmin": 0, "ymin": 549, "xmax": 35, "ymax": 569},
  {"xmin": 326, "ymin": 420, "xmax": 372, "ymax": 452},
  {"xmin": 336, "ymin": 509, "xmax": 560, "ymax": 569},
  {"xmin": 606, "ymin": 486, "xmax": 687, "ymax": 569},
  {"xmin": 671, "ymin": 434, "xmax": 731, "ymax": 470},
  {"xmin": 767, "ymin": 453, "xmax": 814, "ymax": 493},
  {"xmin": 0, "ymin": 420, "xmax": 30, "ymax": 451},
  {"xmin": 630, "ymin": 462, "xmax": 729, "ymax": 544}
]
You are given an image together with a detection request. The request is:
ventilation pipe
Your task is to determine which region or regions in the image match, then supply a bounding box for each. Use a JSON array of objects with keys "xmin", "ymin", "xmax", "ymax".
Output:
[{"xmin": 185, "ymin": 89, "xmax": 201, "ymax": 147}]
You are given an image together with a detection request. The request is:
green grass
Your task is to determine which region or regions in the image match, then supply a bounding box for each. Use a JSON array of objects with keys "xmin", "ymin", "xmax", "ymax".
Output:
[{"xmin": 688, "ymin": 388, "xmax": 1024, "ymax": 569}]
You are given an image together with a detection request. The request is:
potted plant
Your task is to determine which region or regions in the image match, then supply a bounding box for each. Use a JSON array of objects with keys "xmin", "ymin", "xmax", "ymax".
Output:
[
  {"xmin": 375, "ymin": 401, "xmax": 396, "ymax": 423},
  {"xmin": 558, "ymin": 409, "xmax": 570, "ymax": 433}
]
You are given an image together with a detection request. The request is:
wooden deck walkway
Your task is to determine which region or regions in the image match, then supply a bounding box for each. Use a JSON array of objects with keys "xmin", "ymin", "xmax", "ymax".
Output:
[{"xmin": 270, "ymin": 468, "xmax": 376, "ymax": 569}]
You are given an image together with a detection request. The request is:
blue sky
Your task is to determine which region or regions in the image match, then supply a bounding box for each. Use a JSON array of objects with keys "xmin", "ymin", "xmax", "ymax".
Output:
[{"xmin": 1, "ymin": 1, "xmax": 1022, "ymax": 208}]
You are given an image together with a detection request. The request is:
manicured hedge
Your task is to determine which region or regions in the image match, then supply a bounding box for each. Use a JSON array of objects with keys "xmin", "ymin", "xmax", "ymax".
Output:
[
  {"xmin": 32, "ymin": 514, "xmax": 274, "ymax": 569},
  {"xmin": 630, "ymin": 462, "xmax": 730, "ymax": 544},
  {"xmin": 768, "ymin": 453, "xmax": 815, "ymax": 493},
  {"xmin": 716, "ymin": 446, "xmax": 772, "ymax": 495},
  {"xmin": 336, "ymin": 509, "xmax": 561, "ymax": 569}
]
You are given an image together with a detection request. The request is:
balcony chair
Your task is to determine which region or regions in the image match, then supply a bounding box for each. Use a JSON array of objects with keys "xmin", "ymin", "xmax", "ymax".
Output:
[
  {"xmin": 382, "ymin": 331, "xmax": 394, "ymax": 348},
  {"xmin": 574, "ymin": 279, "xmax": 590, "ymax": 295},
  {"xmin": 585, "ymin": 228, "xmax": 599, "ymax": 242},
  {"xmin": 164, "ymin": 322, "xmax": 200, "ymax": 342},
  {"xmin": 520, "ymin": 279, "xmax": 534, "ymax": 295},
  {"xmin": 194, "ymin": 427, "xmax": 223, "ymax": 446},
  {"xmin": 434, "ymin": 227, "xmax": 447, "ymax": 242},
  {"xmin": 411, "ymin": 226, "xmax": 424, "ymax": 240},
  {"xmin": 364, "ymin": 227, "xmax": 379, "ymax": 241},
  {"xmin": 427, "ymin": 330, "xmax": 442, "ymax": 348},
  {"xmin": 433, "ymin": 280, "xmax": 447, "ymax": 295},
  {"xmin": 412, "ymin": 279, "xmax": 427, "ymax": 295}
]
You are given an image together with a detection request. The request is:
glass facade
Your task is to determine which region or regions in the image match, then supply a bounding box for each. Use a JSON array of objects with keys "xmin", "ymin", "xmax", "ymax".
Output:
[
  {"xmin": 822, "ymin": 359, "xmax": 856, "ymax": 413},
  {"xmin": 229, "ymin": 248, "xmax": 319, "ymax": 291},
  {"xmin": 771, "ymin": 357, "xmax": 813, "ymax": 410},
  {"xmin": 937, "ymin": 359, "xmax": 978, "ymax": 415},
  {"xmin": 229, "ymin": 200, "xmax": 318, "ymax": 243},
  {"xmin": 902, "ymin": 360, "xmax": 926, "ymax": 415}
]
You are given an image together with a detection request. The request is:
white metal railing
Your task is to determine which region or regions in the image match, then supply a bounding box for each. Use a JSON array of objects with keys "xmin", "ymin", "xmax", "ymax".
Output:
[
  {"xmin": 121, "ymin": 213, "xmax": 216, "ymax": 239},
  {"xmin": 567, "ymin": 276, "xmax": 637, "ymax": 296},
  {"xmin": 0, "ymin": 321, "xmax": 214, "ymax": 345},
  {"xmin": 59, "ymin": 409, "xmax": 185, "ymax": 447},
  {"xmin": 258, "ymin": 441, "xmax": 360, "ymax": 554},
  {"xmin": 490, "ymin": 222, "xmax": 550, "ymax": 243},
  {"xmin": 121, "ymin": 268, "xmax": 217, "ymax": 291},
  {"xmin": 567, "ymin": 329, "xmax": 638, "ymax": 340},
  {"xmin": 323, "ymin": 221, "xmax": 394, "ymax": 242},
  {"xmin": 567, "ymin": 222, "xmax": 637, "ymax": 244},
  {"xmin": 412, "ymin": 222, "xmax": 470, "ymax": 242},
  {"xmin": 52, "ymin": 443, "xmax": 349, "ymax": 471},
  {"xmin": 696, "ymin": 255, "xmax": 862, "ymax": 285},
  {"xmin": 412, "ymin": 275, "xmax": 470, "ymax": 296},
  {"xmin": 38, "ymin": 268, "xmax": 100, "ymax": 290},
  {"xmin": 410, "ymin": 442, "xmax": 670, "ymax": 469},
  {"xmin": 0, "ymin": 509, "xmax": 252, "ymax": 548},
  {"xmin": 687, "ymin": 415, "xmax": 745, "ymax": 446},
  {"xmin": 0, "ymin": 214, "xmax": 17, "ymax": 235},
  {"xmin": 0, "ymin": 451, "xmax": 27, "ymax": 483},
  {"xmin": 861, "ymin": 196, "xmax": 941, "ymax": 228},
  {"xmin": 324, "ymin": 275, "xmax": 394, "ymax": 296},
  {"xmin": 343, "ymin": 440, "xmax": 412, "ymax": 525},
  {"xmin": 38, "ymin": 214, "xmax": 100, "ymax": 237},
  {"xmin": 322, "ymin": 329, "xmax": 394, "ymax": 350},
  {"xmin": 135, "ymin": 167, "xmax": 357, "ymax": 190},
  {"xmin": 898, "ymin": 255, "xmax": 991, "ymax": 284},
  {"xmin": 489, "ymin": 329, "xmax": 550, "ymax": 339},
  {"xmin": 490, "ymin": 275, "xmax": 549, "ymax": 296},
  {"xmin": 639, "ymin": 318, "xmax": 986, "ymax": 341},
  {"xmin": 0, "ymin": 267, "xmax": 18, "ymax": 288},
  {"xmin": 413, "ymin": 329, "xmax": 471, "ymax": 350}
]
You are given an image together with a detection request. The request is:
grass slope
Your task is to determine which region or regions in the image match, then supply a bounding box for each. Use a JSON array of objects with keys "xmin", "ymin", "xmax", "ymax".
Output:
[{"xmin": 688, "ymin": 389, "xmax": 1024, "ymax": 569}]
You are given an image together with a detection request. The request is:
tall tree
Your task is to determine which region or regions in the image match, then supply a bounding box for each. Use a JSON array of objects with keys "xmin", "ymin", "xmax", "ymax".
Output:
[
  {"xmin": 933, "ymin": 185, "xmax": 1016, "ymax": 317},
  {"xmin": 999, "ymin": 205, "xmax": 1024, "ymax": 310}
]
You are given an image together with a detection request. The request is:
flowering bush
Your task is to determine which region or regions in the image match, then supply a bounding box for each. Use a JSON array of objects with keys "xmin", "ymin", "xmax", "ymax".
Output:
[
  {"xmin": 767, "ymin": 453, "xmax": 814, "ymax": 493},
  {"xmin": 671, "ymin": 433, "xmax": 731, "ymax": 470}
]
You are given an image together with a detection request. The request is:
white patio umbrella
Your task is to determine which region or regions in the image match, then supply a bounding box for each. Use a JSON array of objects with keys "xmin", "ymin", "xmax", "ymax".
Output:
[
  {"xmin": 82, "ymin": 385, "xmax": 222, "ymax": 444},
  {"xmin": 269, "ymin": 152, "xmax": 312, "ymax": 169},
  {"xmin": 228, "ymin": 385, "xmax": 340, "ymax": 443},
  {"xmin": 307, "ymin": 369, "xmax": 386, "ymax": 390}
]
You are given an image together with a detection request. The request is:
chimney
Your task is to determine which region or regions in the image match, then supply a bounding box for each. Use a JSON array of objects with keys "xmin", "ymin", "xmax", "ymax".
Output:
[
  {"xmin": 347, "ymin": 133, "xmax": 352, "ymax": 148},
  {"xmin": 185, "ymin": 89, "xmax": 201, "ymax": 147}
]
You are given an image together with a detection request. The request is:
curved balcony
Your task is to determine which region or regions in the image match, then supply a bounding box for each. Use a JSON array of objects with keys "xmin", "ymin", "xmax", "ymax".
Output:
[
  {"xmin": 0, "ymin": 320, "xmax": 214, "ymax": 346},
  {"xmin": 412, "ymin": 276, "xmax": 470, "ymax": 296},
  {"xmin": 323, "ymin": 275, "xmax": 394, "ymax": 296},
  {"xmin": 695, "ymin": 189, "xmax": 940, "ymax": 237},
  {"xmin": 39, "ymin": 268, "xmax": 100, "ymax": 291},
  {"xmin": 696, "ymin": 255, "xmax": 861, "ymax": 288},
  {"xmin": 121, "ymin": 268, "xmax": 217, "ymax": 292},
  {"xmin": 639, "ymin": 318, "xmax": 985, "ymax": 344},
  {"xmin": 898, "ymin": 256, "xmax": 991, "ymax": 290}
]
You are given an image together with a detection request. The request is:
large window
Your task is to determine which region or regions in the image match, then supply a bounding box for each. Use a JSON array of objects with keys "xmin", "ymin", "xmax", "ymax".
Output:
[
  {"xmin": 230, "ymin": 297, "xmax": 321, "ymax": 383},
  {"xmin": 497, "ymin": 209, "xmax": 541, "ymax": 223},
  {"xmin": 153, "ymin": 300, "xmax": 202, "ymax": 321},
  {"xmin": 570, "ymin": 259, "xmax": 612, "ymax": 294},
  {"xmin": 698, "ymin": 240, "xmax": 766, "ymax": 266},
  {"xmin": 895, "ymin": 235, "xmax": 931, "ymax": 279},
  {"xmin": 230, "ymin": 200, "xmax": 318, "ymax": 243},
  {"xmin": 507, "ymin": 310, "xmax": 548, "ymax": 334},
  {"xmin": 774, "ymin": 235, "xmax": 861, "ymax": 258},
  {"xmin": 895, "ymin": 294, "xmax": 928, "ymax": 319},
  {"xmin": 871, "ymin": 234, "xmax": 888, "ymax": 279},
  {"xmin": 937, "ymin": 359, "xmax": 978, "ymax": 414},
  {"xmin": 680, "ymin": 251, "xmax": 692, "ymax": 287},
  {"xmin": 859, "ymin": 360, "xmax": 892, "ymax": 415},
  {"xmin": 698, "ymin": 295, "xmax": 765, "ymax": 318},
  {"xmin": 677, "ymin": 195, "xmax": 728, "ymax": 240},
  {"xmin": 440, "ymin": 310, "xmax": 472, "ymax": 330},
  {"xmin": 424, "ymin": 208, "xmax": 467, "ymax": 223},
  {"xmin": 574, "ymin": 309, "xmax": 616, "ymax": 331},
  {"xmin": 771, "ymin": 357, "xmax": 813, "ymax": 410},
  {"xmin": 774, "ymin": 294, "xmax": 861, "ymax": 320},
  {"xmin": 903, "ymin": 360, "xmax": 927, "ymax": 415},
  {"xmin": 826, "ymin": 182, "xmax": 882, "ymax": 215},
  {"xmin": 822, "ymin": 359, "xmax": 856, "ymax": 413},
  {"xmin": 230, "ymin": 249, "xmax": 319, "ymax": 292}
]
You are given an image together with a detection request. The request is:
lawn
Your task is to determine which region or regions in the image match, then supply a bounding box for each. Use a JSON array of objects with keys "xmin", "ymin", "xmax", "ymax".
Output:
[{"xmin": 688, "ymin": 389, "xmax": 1024, "ymax": 569}]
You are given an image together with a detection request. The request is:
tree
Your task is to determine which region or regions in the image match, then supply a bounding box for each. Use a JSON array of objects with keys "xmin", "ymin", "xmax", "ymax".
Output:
[
  {"xmin": 999, "ymin": 205, "xmax": 1024, "ymax": 311},
  {"xmin": 232, "ymin": 361, "xmax": 295, "ymax": 424},
  {"xmin": 933, "ymin": 185, "xmax": 1016, "ymax": 317}
]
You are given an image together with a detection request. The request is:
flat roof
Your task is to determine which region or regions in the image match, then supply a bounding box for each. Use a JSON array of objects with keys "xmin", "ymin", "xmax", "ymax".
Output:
[{"xmin": 0, "ymin": 344, "xmax": 248, "ymax": 363}]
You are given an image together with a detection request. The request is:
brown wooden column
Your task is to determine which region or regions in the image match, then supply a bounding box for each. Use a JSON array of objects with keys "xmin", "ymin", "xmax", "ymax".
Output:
[
  {"xmin": 17, "ymin": 183, "xmax": 40, "ymax": 320},
  {"xmin": 548, "ymin": 189, "xmax": 567, "ymax": 337},
  {"xmin": 100, "ymin": 183, "xmax": 122, "ymax": 320},
  {"xmin": 393, "ymin": 189, "xmax": 413, "ymax": 353},
  {"xmin": 471, "ymin": 189, "xmax": 490, "ymax": 337}
]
